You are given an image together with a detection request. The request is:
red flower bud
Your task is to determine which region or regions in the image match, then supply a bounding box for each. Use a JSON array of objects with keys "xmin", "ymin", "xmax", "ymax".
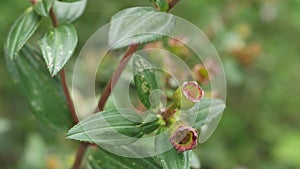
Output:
[{"xmin": 169, "ymin": 125, "xmax": 198, "ymax": 152}]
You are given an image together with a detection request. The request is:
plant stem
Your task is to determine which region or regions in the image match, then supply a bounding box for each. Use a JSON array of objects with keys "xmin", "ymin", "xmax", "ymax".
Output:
[
  {"xmin": 48, "ymin": 7, "xmax": 79, "ymax": 124},
  {"xmin": 168, "ymin": 0, "xmax": 181, "ymax": 11},
  {"xmin": 60, "ymin": 69, "xmax": 79, "ymax": 124},
  {"xmin": 48, "ymin": 6, "xmax": 84, "ymax": 169},
  {"xmin": 49, "ymin": 8, "xmax": 59, "ymax": 27},
  {"xmin": 162, "ymin": 103, "xmax": 178, "ymax": 125},
  {"xmin": 94, "ymin": 44, "xmax": 138, "ymax": 113},
  {"xmin": 71, "ymin": 143, "xmax": 89, "ymax": 169},
  {"xmin": 93, "ymin": 0, "xmax": 181, "ymax": 112},
  {"xmin": 46, "ymin": 0, "xmax": 182, "ymax": 168}
]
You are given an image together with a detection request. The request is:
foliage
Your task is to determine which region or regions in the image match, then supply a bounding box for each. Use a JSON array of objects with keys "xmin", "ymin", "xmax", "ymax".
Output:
[{"xmin": 1, "ymin": 0, "xmax": 300, "ymax": 169}]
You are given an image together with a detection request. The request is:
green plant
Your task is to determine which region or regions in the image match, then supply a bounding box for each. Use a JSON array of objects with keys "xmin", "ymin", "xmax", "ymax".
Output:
[{"xmin": 4, "ymin": 0, "xmax": 225, "ymax": 168}]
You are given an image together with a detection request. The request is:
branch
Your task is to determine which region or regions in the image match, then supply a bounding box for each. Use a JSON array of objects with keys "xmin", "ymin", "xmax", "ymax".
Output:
[
  {"xmin": 60, "ymin": 69, "xmax": 79, "ymax": 124},
  {"xmin": 48, "ymin": 7, "xmax": 84, "ymax": 169},
  {"xmin": 48, "ymin": 7, "xmax": 79, "ymax": 124},
  {"xmin": 93, "ymin": 0, "xmax": 182, "ymax": 113},
  {"xmin": 49, "ymin": 8, "xmax": 59, "ymax": 27},
  {"xmin": 71, "ymin": 143, "xmax": 89, "ymax": 169},
  {"xmin": 94, "ymin": 44, "xmax": 138, "ymax": 113}
]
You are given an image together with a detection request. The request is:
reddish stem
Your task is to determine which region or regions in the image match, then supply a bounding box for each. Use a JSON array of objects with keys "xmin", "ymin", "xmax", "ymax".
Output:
[
  {"xmin": 48, "ymin": 0, "xmax": 182, "ymax": 168},
  {"xmin": 94, "ymin": 44, "xmax": 138, "ymax": 113},
  {"xmin": 71, "ymin": 143, "xmax": 89, "ymax": 169},
  {"xmin": 168, "ymin": 0, "xmax": 181, "ymax": 11},
  {"xmin": 60, "ymin": 69, "xmax": 79, "ymax": 124},
  {"xmin": 49, "ymin": 8, "xmax": 59, "ymax": 28},
  {"xmin": 48, "ymin": 7, "xmax": 84, "ymax": 169}
]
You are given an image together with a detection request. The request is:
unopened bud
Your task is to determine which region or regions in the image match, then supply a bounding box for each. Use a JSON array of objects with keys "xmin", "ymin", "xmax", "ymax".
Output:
[
  {"xmin": 169, "ymin": 125, "xmax": 198, "ymax": 152},
  {"xmin": 173, "ymin": 81, "xmax": 204, "ymax": 110}
]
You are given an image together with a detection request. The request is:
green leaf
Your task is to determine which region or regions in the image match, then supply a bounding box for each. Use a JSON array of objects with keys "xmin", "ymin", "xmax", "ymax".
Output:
[
  {"xmin": 38, "ymin": 24, "xmax": 77, "ymax": 76},
  {"xmin": 88, "ymin": 148, "xmax": 162, "ymax": 169},
  {"xmin": 155, "ymin": 127, "xmax": 192, "ymax": 169},
  {"xmin": 53, "ymin": 0, "xmax": 87, "ymax": 23},
  {"xmin": 5, "ymin": 45, "xmax": 73, "ymax": 132},
  {"xmin": 156, "ymin": 0, "xmax": 169, "ymax": 12},
  {"xmin": 109, "ymin": 7, "xmax": 175, "ymax": 50},
  {"xmin": 66, "ymin": 109, "xmax": 144, "ymax": 145},
  {"xmin": 5, "ymin": 7, "xmax": 41, "ymax": 60},
  {"xmin": 140, "ymin": 114, "xmax": 164, "ymax": 134},
  {"xmin": 33, "ymin": 0, "xmax": 53, "ymax": 17},
  {"xmin": 184, "ymin": 98, "xmax": 226, "ymax": 129},
  {"xmin": 133, "ymin": 54, "xmax": 159, "ymax": 109}
]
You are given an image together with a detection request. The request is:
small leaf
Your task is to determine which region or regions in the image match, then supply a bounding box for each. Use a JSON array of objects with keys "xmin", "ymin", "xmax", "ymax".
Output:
[
  {"xmin": 184, "ymin": 98, "xmax": 226, "ymax": 129},
  {"xmin": 53, "ymin": 0, "xmax": 87, "ymax": 23},
  {"xmin": 88, "ymin": 148, "xmax": 162, "ymax": 169},
  {"xmin": 155, "ymin": 127, "xmax": 192, "ymax": 169},
  {"xmin": 133, "ymin": 54, "xmax": 159, "ymax": 109},
  {"xmin": 33, "ymin": 0, "xmax": 53, "ymax": 17},
  {"xmin": 109, "ymin": 7, "xmax": 175, "ymax": 50},
  {"xmin": 38, "ymin": 24, "xmax": 77, "ymax": 76},
  {"xmin": 66, "ymin": 109, "xmax": 144, "ymax": 145},
  {"xmin": 5, "ymin": 45, "xmax": 73, "ymax": 132},
  {"xmin": 6, "ymin": 7, "xmax": 41, "ymax": 60}
]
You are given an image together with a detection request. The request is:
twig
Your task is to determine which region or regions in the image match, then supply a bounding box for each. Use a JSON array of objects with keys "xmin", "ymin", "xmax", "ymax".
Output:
[
  {"xmin": 46, "ymin": 0, "xmax": 183, "ymax": 168},
  {"xmin": 94, "ymin": 0, "xmax": 182, "ymax": 113},
  {"xmin": 60, "ymin": 69, "xmax": 79, "ymax": 124},
  {"xmin": 48, "ymin": 6, "xmax": 84, "ymax": 169},
  {"xmin": 48, "ymin": 7, "xmax": 79, "ymax": 124},
  {"xmin": 49, "ymin": 8, "xmax": 59, "ymax": 28},
  {"xmin": 71, "ymin": 143, "xmax": 89, "ymax": 169},
  {"xmin": 94, "ymin": 44, "xmax": 138, "ymax": 113},
  {"xmin": 168, "ymin": 0, "xmax": 181, "ymax": 11}
]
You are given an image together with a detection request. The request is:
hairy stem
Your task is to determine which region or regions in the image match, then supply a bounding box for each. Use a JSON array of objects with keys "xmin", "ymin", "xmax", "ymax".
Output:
[{"xmin": 94, "ymin": 44, "xmax": 138, "ymax": 113}]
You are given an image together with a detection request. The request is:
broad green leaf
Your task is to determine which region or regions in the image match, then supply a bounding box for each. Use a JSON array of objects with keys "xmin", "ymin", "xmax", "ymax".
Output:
[
  {"xmin": 88, "ymin": 148, "xmax": 162, "ymax": 169},
  {"xmin": 33, "ymin": 0, "xmax": 53, "ymax": 17},
  {"xmin": 184, "ymin": 98, "xmax": 226, "ymax": 129},
  {"xmin": 133, "ymin": 54, "xmax": 159, "ymax": 109},
  {"xmin": 38, "ymin": 24, "xmax": 77, "ymax": 76},
  {"xmin": 156, "ymin": 0, "xmax": 169, "ymax": 12},
  {"xmin": 53, "ymin": 0, "xmax": 87, "ymax": 23},
  {"xmin": 66, "ymin": 109, "xmax": 144, "ymax": 145},
  {"xmin": 5, "ymin": 45, "xmax": 73, "ymax": 132},
  {"xmin": 6, "ymin": 7, "xmax": 41, "ymax": 60},
  {"xmin": 109, "ymin": 7, "xmax": 175, "ymax": 50},
  {"xmin": 155, "ymin": 127, "xmax": 192, "ymax": 169}
]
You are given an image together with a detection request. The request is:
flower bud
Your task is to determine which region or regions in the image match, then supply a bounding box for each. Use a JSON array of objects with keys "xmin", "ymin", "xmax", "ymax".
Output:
[
  {"xmin": 173, "ymin": 81, "xmax": 204, "ymax": 110},
  {"xmin": 193, "ymin": 64, "xmax": 210, "ymax": 84},
  {"xmin": 169, "ymin": 125, "xmax": 198, "ymax": 152}
]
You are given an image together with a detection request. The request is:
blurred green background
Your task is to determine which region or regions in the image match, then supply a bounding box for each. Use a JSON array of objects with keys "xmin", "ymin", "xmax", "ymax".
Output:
[{"xmin": 1, "ymin": 0, "xmax": 300, "ymax": 169}]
